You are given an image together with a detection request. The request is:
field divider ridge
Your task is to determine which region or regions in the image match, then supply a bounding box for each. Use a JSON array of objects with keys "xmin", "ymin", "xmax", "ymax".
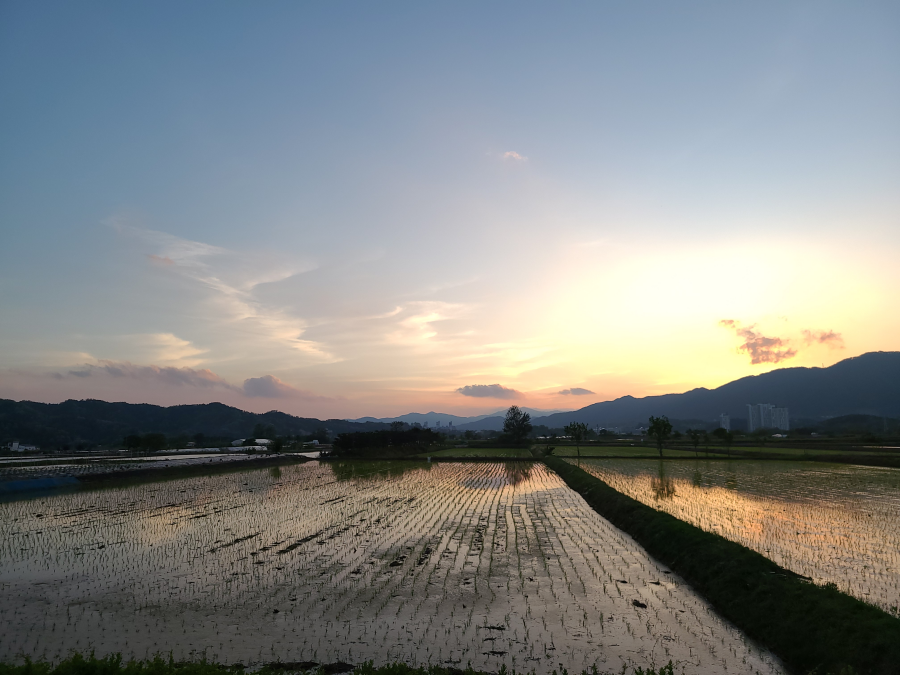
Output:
[{"xmin": 541, "ymin": 455, "xmax": 900, "ymax": 675}]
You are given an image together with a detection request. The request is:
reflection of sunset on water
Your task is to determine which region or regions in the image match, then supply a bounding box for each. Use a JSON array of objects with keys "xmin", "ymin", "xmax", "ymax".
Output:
[
  {"xmin": 0, "ymin": 461, "xmax": 784, "ymax": 673},
  {"xmin": 574, "ymin": 459, "xmax": 900, "ymax": 614}
]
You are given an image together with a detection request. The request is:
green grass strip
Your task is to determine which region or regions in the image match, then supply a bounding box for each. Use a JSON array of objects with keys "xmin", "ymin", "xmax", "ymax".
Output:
[{"xmin": 543, "ymin": 456, "xmax": 900, "ymax": 675}]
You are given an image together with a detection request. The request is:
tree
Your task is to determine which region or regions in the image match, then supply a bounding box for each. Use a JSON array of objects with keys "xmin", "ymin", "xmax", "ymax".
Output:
[
  {"xmin": 686, "ymin": 429, "xmax": 702, "ymax": 456},
  {"xmin": 564, "ymin": 422, "xmax": 590, "ymax": 459},
  {"xmin": 253, "ymin": 423, "xmax": 277, "ymax": 440},
  {"xmin": 141, "ymin": 433, "xmax": 167, "ymax": 453},
  {"xmin": 647, "ymin": 416, "xmax": 672, "ymax": 458},
  {"xmin": 712, "ymin": 427, "xmax": 734, "ymax": 452},
  {"xmin": 503, "ymin": 406, "xmax": 533, "ymax": 446}
]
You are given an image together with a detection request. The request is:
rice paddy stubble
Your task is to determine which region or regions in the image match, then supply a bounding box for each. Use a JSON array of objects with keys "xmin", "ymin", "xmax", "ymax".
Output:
[{"xmin": 0, "ymin": 462, "xmax": 782, "ymax": 674}]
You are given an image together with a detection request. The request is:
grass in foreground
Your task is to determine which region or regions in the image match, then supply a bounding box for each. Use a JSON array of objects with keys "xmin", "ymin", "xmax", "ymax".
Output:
[
  {"xmin": 551, "ymin": 446, "xmax": 714, "ymax": 459},
  {"xmin": 543, "ymin": 456, "xmax": 900, "ymax": 675},
  {"xmin": 0, "ymin": 654, "xmax": 679, "ymax": 675}
]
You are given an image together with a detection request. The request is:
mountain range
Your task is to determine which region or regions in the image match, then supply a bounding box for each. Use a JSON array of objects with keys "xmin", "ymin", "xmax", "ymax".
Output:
[
  {"xmin": 2, "ymin": 352, "xmax": 898, "ymax": 447},
  {"xmin": 0, "ymin": 399, "xmax": 384, "ymax": 449},
  {"xmin": 347, "ymin": 408, "xmax": 570, "ymax": 427},
  {"xmin": 536, "ymin": 351, "xmax": 900, "ymax": 430}
]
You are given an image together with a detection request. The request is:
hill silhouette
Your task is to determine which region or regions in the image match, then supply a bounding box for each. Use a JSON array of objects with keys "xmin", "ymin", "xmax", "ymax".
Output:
[
  {"xmin": 538, "ymin": 352, "xmax": 900, "ymax": 429},
  {"xmin": 3, "ymin": 352, "xmax": 898, "ymax": 447},
  {"xmin": 0, "ymin": 399, "xmax": 388, "ymax": 449}
]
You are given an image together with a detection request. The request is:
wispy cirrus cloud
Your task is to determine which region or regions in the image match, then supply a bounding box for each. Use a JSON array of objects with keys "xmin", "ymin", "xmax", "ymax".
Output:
[
  {"xmin": 130, "ymin": 333, "xmax": 208, "ymax": 367},
  {"xmin": 802, "ymin": 329, "xmax": 845, "ymax": 348},
  {"xmin": 456, "ymin": 383, "xmax": 522, "ymax": 399},
  {"xmin": 384, "ymin": 301, "xmax": 469, "ymax": 346},
  {"xmin": 107, "ymin": 217, "xmax": 332, "ymax": 362},
  {"xmin": 559, "ymin": 387, "xmax": 595, "ymax": 396}
]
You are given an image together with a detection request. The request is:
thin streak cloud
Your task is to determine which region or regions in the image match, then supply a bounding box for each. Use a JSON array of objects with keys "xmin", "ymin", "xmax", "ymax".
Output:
[
  {"xmin": 559, "ymin": 387, "xmax": 595, "ymax": 396},
  {"xmin": 50, "ymin": 360, "xmax": 333, "ymax": 401},
  {"xmin": 108, "ymin": 218, "xmax": 333, "ymax": 362}
]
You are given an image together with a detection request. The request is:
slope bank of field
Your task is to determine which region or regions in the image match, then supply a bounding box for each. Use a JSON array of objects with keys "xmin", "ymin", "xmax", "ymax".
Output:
[{"xmin": 544, "ymin": 456, "xmax": 900, "ymax": 675}]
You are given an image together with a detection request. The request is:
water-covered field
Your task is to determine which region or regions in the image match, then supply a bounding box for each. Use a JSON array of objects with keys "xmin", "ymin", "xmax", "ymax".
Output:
[
  {"xmin": 570, "ymin": 458, "xmax": 900, "ymax": 614},
  {"xmin": 0, "ymin": 461, "xmax": 782, "ymax": 673},
  {"xmin": 0, "ymin": 452, "xmax": 262, "ymax": 482}
]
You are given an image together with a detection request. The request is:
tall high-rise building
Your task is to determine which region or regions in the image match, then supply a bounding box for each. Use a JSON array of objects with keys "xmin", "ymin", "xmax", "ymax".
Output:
[
  {"xmin": 747, "ymin": 404, "xmax": 760, "ymax": 432},
  {"xmin": 773, "ymin": 407, "xmax": 790, "ymax": 431},
  {"xmin": 747, "ymin": 403, "xmax": 789, "ymax": 431},
  {"xmin": 719, "ymin": 413, "xmax": 730, "ymax": 431}
]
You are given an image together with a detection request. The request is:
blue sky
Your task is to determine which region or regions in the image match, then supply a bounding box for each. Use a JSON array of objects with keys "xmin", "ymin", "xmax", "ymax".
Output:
[{"xmin": 1, "ymin": 2, "xmax": 898, "ymax": 417}]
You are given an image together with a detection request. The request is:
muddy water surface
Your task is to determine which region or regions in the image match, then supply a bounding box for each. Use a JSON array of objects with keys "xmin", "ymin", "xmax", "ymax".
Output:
[
  {"xmin": 572, "ymin": 458, "xmax": 900, "ymax": 614},
  {"xmin": 0, "ymin": 461, "xmax": 782, "ymax": 673}
]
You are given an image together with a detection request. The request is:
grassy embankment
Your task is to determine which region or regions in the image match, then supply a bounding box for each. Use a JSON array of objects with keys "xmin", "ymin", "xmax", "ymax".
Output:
[
  {"xmin": 0, "ymin": 653, "xmax": 676, "ymax": 675},
  {"xmin": 413, "ymin": 447, "xmax": 533, "ymax": 459},
  {"xmin": 550, "ymin": 443, "xmax": 900, "ymax": 466},
  {"xmin": 542, "ymin": 455, "xmax": 900, "ymax": 675},
  {"xmin": 551, "ymin": 445, "xmax": 711, "ymax": 459}
]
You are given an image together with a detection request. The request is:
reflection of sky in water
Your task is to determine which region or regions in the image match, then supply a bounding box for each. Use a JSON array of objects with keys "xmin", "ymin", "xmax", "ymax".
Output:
[
  {"xmin": 0, "ymin": 461, "xmax": 783, "ymax": 673},
  {"xmin": 459, "ymin": 463, "xmax": 534, "ymax": 490},
  {"xmin": 574, "ymin": 459, "xmax": 900, "ymax": 613}
]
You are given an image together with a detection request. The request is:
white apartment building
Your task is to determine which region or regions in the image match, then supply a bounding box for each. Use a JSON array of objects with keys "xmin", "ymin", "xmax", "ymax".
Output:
[
  {"xmin": 747, "ymin": 404, "xmax": 789, "ymax": 432},
  {"xmin": 773, "ymin": 407, "xmax": 790, "ymax": 431},
  {"xmin": 719, "ymin": 413, "xmax": 730, "ymax": 431}
]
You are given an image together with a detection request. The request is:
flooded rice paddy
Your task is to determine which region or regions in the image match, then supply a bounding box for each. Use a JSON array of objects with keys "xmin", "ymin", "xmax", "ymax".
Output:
[
  {"xmin": 0, "ymin": 453, "xmax": 263, "ymax": 482},
  {"xmin": 0, "ymin": 461, "xmax": 782, "ymax": 673},
  {"xmin": 570, "ymin": 458, "xmax": 900, "ymax": 614}
]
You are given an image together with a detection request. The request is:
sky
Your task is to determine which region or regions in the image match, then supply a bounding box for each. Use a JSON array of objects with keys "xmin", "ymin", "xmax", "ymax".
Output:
[{"xmin": 1, "ymin": 1, "xmax": 898, "ymax": 419}]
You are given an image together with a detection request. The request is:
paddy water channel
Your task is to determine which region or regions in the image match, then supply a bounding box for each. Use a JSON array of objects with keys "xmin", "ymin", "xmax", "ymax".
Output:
[
  {"xmin": 570, "ymin": 458, "xmax": 900, "ymax": 614},
  {"xmin": 0, "ymin": 461, "xmax": 782, "ymax": 674}
]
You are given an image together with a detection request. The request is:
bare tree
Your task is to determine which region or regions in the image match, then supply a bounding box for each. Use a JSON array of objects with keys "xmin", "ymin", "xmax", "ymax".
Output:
[
  {"xmin": 648, "ymin": 416, "xmax": 672, "ymax": 458},
  {"xmin": 564, "ymin": 422, "xmax": 590, "ymax": 459}
]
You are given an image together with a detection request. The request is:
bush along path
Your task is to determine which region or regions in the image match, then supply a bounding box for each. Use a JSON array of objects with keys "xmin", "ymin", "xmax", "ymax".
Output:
[{"xmin": 542, "ymin": 456, "xmax": 900, "ymax": 675}]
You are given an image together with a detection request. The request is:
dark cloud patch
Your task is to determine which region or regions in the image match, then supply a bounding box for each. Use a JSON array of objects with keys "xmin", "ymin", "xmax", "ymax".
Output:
[
  {"xmin": 456, "ymin": 384, "xmax": 522, "ymax": 399},
  {"xmin": 559, "ymin": 387, "xmax": 595, "ymax": 396},
  {"xmin": 720, "ymin": 321, "xmax": 797, "ymax": 365},
  {"xmin": 50, "ymin": 360, "xmax": 334, "ymax": 401},
  {"xmin": 242, "ymin": 375, "xmax": 303, "ymax": 398},
  {"xmin": 57, "ymin": 361, "xmax": 236, "ymax": 389},
  {"xmin": 803, "ymin": 329, "xmax": 845, "ymax": 348},
  {"xmin": 737, "ymin": 328, "xmax": 796, "ymax": 364}
]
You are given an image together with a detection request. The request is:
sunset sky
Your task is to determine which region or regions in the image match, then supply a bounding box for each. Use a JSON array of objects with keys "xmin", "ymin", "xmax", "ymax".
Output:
[{"xmin": 1, "ymin": 2, "xmax": 898, "ymax": 418}]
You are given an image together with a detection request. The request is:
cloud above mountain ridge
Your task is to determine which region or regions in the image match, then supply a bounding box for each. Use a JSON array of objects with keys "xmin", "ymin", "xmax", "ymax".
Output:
[{"xmin": 456, "ymin": 384, "xmax": 522, "ymax": 399}]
